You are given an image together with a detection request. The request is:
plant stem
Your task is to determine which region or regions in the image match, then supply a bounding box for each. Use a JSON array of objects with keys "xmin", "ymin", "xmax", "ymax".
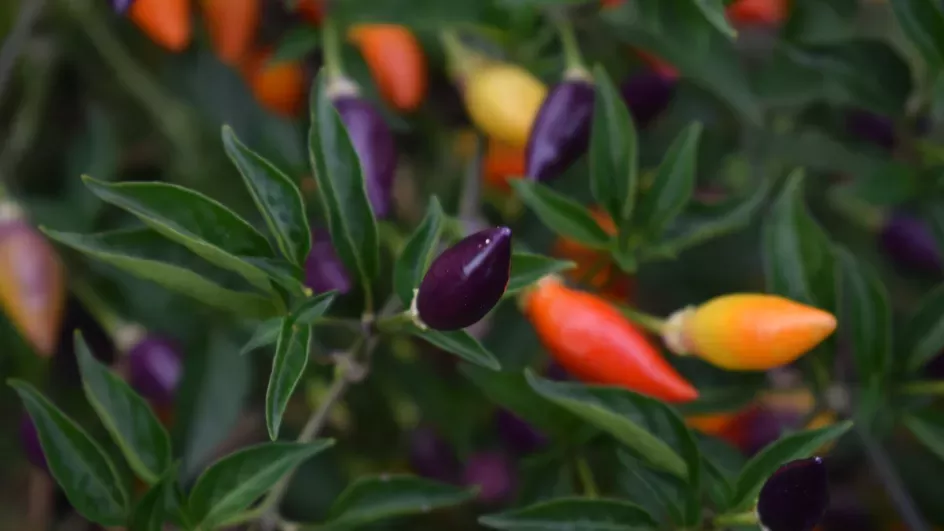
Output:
[
  {"xmin": 375, "ymin": 311, "xmax": 416, "ymax": 334},
  {"xmin": 439, "ymin": 30, "xmax": 481, "ymax": 81},
  {"xmin": 550, "ymin": 13, "xmax": 588, "ymax": 77},
  {"xmin": 0, "ymin": 0, "xmax": 46, "ymax": 104},
  {"xmin": 617, "ymin": 305, "xmax": 666, "ymax": 334},
  {"xmin": 575, "ymin": 456, "xmax": 598, "ymax": 498},
  {"xmin": 458, "ymin": 132, "xmax": 485, "ymax": 233},
  {"xmin": 321, "ymin": 17, "xmax": 345, "ymax": 81},
  {"xmin": 70, "ymin": 279, "xmax": 127, "ymax": 340},
  {"xmin": 856, "ymin": 425, "xmax": 931, "ymax": 531},
  {"xmin": 712, "ymin": 511, "xmax": 758, "ymax": 528},
  {"xmin": 899, "ymin": 380, "xmax": 944, "ymax": 396}
]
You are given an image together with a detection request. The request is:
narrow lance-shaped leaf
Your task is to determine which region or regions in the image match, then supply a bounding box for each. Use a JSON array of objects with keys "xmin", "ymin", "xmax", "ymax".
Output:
[
  {"xmin": 75, "ymin": 331, "xmax": 172, "ymax": 483},
  {"xmin": 904, "ymin": 409, "xmax": 944, "ymax": 464},
  {"xmin": 9, "ymin": 380, "xmax": 129, "ymax": 525},
  {"xmin": 266, "ymin": 319, "xmax": 313, "ymax": 439},
  {"xmin": 693, "ymin": 0, "xmax": 737, "ymax": 39},
  {"xmin": 239, "ymin": 318, "xmax": 283, "ymax": 356},
  {"xmin": 393, "ymin": 197, "xmax": 444, "ymax": 305},
  {"xmin": 129, "ymin": 467, "xmax": 179, "ymax": 531},
  {"xmin": 480, "ymin": 497, "xmax": 659, "ymax": 530},
  {"xmin": 635, "ymin": 123, "xmax": 703, "ymax": 239},
  {"xmin": 409, "ymin": 326, "xmax": 501, "ymax": 371},
  {"xmin": 293, "ymin": 290, "xmax": 338, "ymax": 324},
  {"xmin": 836, "ymin": 246, "xmax": 891, "ymax": 385},
  {"xmin": 903, "ymin": 282, "xmax": 944, "ymax": 372},
  {"xmin": 888, "ymin": 0, "xmax": 944, "ymax": 70},
  {"xmin": 505, "ymin": 252, "xmax": 575, "ymax": 296},
  {"xmin": 509, "ymin": 179, "xmax": 611, "ymax": 248},
  {"xmin": 222, "ymin": 125, "xmax": 311, "ymax": 266}
]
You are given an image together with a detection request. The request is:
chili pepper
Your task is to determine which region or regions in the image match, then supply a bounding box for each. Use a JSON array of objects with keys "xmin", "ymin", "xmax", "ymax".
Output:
[
  {"xmin": 463, "ymin": 62, "xmax": 548, "ymax": 148},
  {"xmin": 484, "ymin": 139, "xmax": 526, "ymax": 193},
  {"xmin": 331, "ymin": 86, "xmax": 398, "ymax": 218},
  {"xmin": 111, "ymin": 0, "xmax": 134, "ymax": 13},
  {"xmin": 241, "ymin": 48, "xmax": 306, "ymax": 117},
  {"xmin": 495, "ymin": 409, "xmax": 548, "ymax": 455},
  {"xmin": 845, "ymin": 110, "xmax": 896, "ymax": 151},
  {"xmin": 880, "ymin": 211, "xmax": 941, "ymax": 274},
  {"xmin": 621, "ymin": 71, "xmax": 677, "ymax": 128},
  {"xmin": 526, "ymin": 75, "xmax": 594, "ymax": 182},
  {"xmin": 757, "ymin": 457, "xmax": 829, "ymax": 531},
  {"xmin": 463, "ymin": 452, "xmax": 516, "ymax": 505},
  {"xmin": 551, "ymin": 207, "xmax": 634, "ymax": 303},
  {"xmin": 523, "ymin": 276, "xmax": 698, "ymax": 403},
  {"xmin": 119, "ymin": 326, "xmax": 183, "ymax": 406},
  {"xmin": 296, "ymin": 0, "xmax": 323, "ymax": 26},
  {"xmin": 414, "ymin": 227, "xmax": 512, "ymax": 331},
  {"xmin": 726, "ymin": 0, "xmax": 790, "ymax": 25},
  {"xmin": 409, "ymin": 426, "xmax": 460, "ymax": 483},
  {"xmin": 203, "ymin": 0, "xmax": 260, "ymax": 66},
  {"xmin": 129, "ymin": 0, "xmax": 192, "ymax": 53},
  {"xmin": 0, "ymin": 202, "xmax": 65, "ymax": 357},
  {"xmin": 348, "ymin": 25, "xmax": 428, "ymax": 112},
  {"xmin": 663, "ymin": 294, "xmax": 837, "ymax": 371},
  {"xmin": 305, "ymin": 228, "xmax": 352, "ymax": 294},
  {"xmin": 20, "ymin": 415, "xmax": 47, "ymax": 472},
  {"xmin": 685, "ymin": 412, "xmax": 739, "ymax": 437}
]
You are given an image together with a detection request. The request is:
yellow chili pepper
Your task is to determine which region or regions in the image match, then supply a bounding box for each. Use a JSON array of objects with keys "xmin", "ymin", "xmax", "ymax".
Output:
[
  {"xmin": 662, "ymin": 293, "xmax": 837, "ymax": 371},
  {"xmin": 463, "ymin": 62, "xmax": 547, "ymax": 148}
]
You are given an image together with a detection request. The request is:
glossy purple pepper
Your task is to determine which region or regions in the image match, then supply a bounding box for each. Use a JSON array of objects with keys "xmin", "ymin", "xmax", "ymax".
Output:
[
  {"xmin": 880, "ymin": 212, "xmax": 942, "ymax": 274},
  {"xmin": 333, "ymin": 95, "xmax": 398, "ymax": 218},
  {"xmin": 463, "ymin": 452, "xmax": 516, "ymax": 505},
  {"xmin": 757, "ymin": 457, "xmax": 829, "ymax": 531},
  {"xmin": 305, "ymin": 228, "xmax": 352, "ymax": 294},
  {"xmin": 495, "ymin": 409, "xmax": 547, "ymax": 455},
  {"xmin": 415, "ymin": 227, "xmax": 512, "ymax": 331},
  {"xmin": 20, "ymin": 415, "xmax": 47, "ymax": 471},
  {"xmin": 845, "ymin": 110, "xmax": 896, "ymax": 150},
  {"xmin": 127, "ymin": 335, "xmax": 183, "ymax": 406},
  {"xmin": 525, "ymin": 78, "xmax": 594, "ymax": 182},
  {"xmin": 620, "ymin": 71, "xmax": 677, "ymax": 128},
  {"xmin": 408, "ymin": 426, "xmax": 461, "ymax": 483}
]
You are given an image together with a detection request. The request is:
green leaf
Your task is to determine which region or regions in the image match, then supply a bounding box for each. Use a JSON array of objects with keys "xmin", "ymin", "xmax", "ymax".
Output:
[
  {"xmin": 903, "ymin": 283, "xmax": 944, "ymax": 372},
  {"xmin": 924, "ymin": 202, "xmax": 944, "ymax": 263},
  {"xmin": 524, "ymin": 370, "xmax": 688, "ymax": 479},
  {"xmin": 129, "ymin": 468, "xmax": 178, "ymax": 531},
  {"xmin": 222, "ymin": 125, "xmax": 311, "ymax": 267},
  {"xmin": 635, "ymin": 123, "xmax": 702, "ymax": 239},
  {"xmin": 82, "ymin": 177, "xmax": 276, "ymax": 292},
  {"xmin": 729, "ymin": 421, "xmax": 852, "ymax": 510},
  {"xmin": 308, "ymin": 72, "xmax": 381, "ymax": 295},
  {"xmin": 693, "ymin": 0, "xmax": 737, "ymax": 39},
  {"xmin": 835, "ymin": 246, "xmax": 891, "ymax": 384},
  {"xmin": 509, "ymin": 179, "xmax": 611, "ymax": 248},
  {"xmin": 322, "ymin": 475, "xmax": 476, "ymax": 529},
  {"xmin": 293, "ymin": 291, "xmax": 338, "ymax": 324},
  {"xmin": 904, "ymin": 409, "xmax": 944, "ymax": 463},
  {"xmin": 9, "ymin": 380, "xmax": 129, "ymax": 525},
  {"xmin": 889, "ymin": 0, "xmax": 944, "ymax": 70},
  {"xmin": 188, "ymin": 441, "xmax": 334, "ymax": 529},
  {"xmin": 240, "ymin": 318, "xmax": 283, "ymax": 356},
  {"xmin": 393, "ymin": 197, "xmax": 444, "ymax": 305},
  {"xmin": 505, "ymin": 252, "xmax": 575, "ymax": 296},
  {"xmin": 272, "ymin": 25, "xmax": 321, "ymax": 63},
  {"xmin": 480, "ymin": 497, "xmax": 659, "ymax": 530},
  {"xmin": 74, "ymin": 332, "xmax": 172, "ymax": 483},
  {"xmin": 45, "ymin": 228, "xmax": 279, "ymax": 318},
  {"xmin": 762, "ymin": 170, "xmax": 837, "ymax": 310},
  {"xmin": 589, "ymin": 65, "xmax": 638, "ymax": 239},
  {"xmin": 409, "ymin": 327, "xmax": 501, "ymax": 371},
  {"xmin": 266, "ymin": 319, "xmax": 313, "ymax": 439}
]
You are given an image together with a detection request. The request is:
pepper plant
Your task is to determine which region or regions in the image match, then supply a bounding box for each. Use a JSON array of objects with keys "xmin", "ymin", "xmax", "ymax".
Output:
[{"xmin": 4, "ymin": 0, "xmax": 944, "ymax": 530}]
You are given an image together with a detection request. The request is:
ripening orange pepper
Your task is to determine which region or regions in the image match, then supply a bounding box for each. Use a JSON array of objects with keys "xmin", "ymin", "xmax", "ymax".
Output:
[
  {"xmin": 296, "ymin": 0, "xmax": 324, "ymax": 25},
  {"xmin": 551, "ymin": 208, "xmax": 634, "ymax": 303},
  {"xmin": 202, "ymin": 0, "xmax": 260, "ymax": 66},
  {"xmin": 663, "ymin": 294, "xmax": 837, "ymax": 371},
  {"xmin": 129, "ymin": 0, "xmax": 192, "ymax": 53},
  {"xmin": 349, "ymin": 25, "xmax": 428, "ymax": 112},
  {"xmin": 523, "ymin": 276, "xmax": 698, "ymax": 403},
  {"xmin": 726, "ymin": 0, "xmax": 790, "ymax": 25},
  {"xmin": 483, "ymin": 139, "xmax": 526, "ymax": 192},
  {"xmin": 634, "ymin": 49, "xmax": 679, "ymax": 80},
  {"xmin": 241, "ymin": 49, "xmax": 306, "ymax": 118}
]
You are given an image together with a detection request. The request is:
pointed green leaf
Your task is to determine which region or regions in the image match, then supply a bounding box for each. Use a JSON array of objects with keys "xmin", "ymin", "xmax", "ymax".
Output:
[
  {"xmin": 729, "ymin": 421, "xmax": 852, "ymax": 510},
  {"xmin": 9, "ymin": 380, "xmax": 129, "ymax": 525},
  {"xmin": 509, "ymin": 179, "xmax": 611, "ymax": 248},
  {"xmin": 272, "ymin": 25, "xmax": 321, "ymax": 63},
  {"xmin": 904, "ymin": 283, "xmax": 944, "ymax": 372},
  {"xmin": 889, "ymin": 0, "xmax": 944, "ymax": 69},
  {"xmin": 44, "ymin": 228, "xmax": 279, "ymax": 318},
  {"xmin": 393, "ymin": 196, "xmax": 445, "ymax": 305},
  {"xmin": 188, "ymin": 441, "xmax": 334, "ymax": 529},
  {"xmin": 75, "ymin": 332, "xmax": 171, "ymax": 483},
  {"xmin": 836, "ymin": 246, "xmax": 891, "ymax": 384},
  {"xmin": 480, "ymin": 497, "xmax": 658, "ymax": 530},
  {"xmin": 505, "ymin": 252, "xmax": 575, "ymax": 296},
  {"xmin": 129, "ymin": 468, "xmax": 178, "ymax": 531},
  {"xmin": 904, "ymin": 409, "xmax": 944, "ymax": 463},
  {"xmin": 293, "ymin": 290, "xmax": 338, "ymax": 324},
  {"xmin": 635, "ymin": 123, "xmax": 702, "ymax": 239},
  {"xmin": 82, "ymin": 177, "xmax": 276, "ymax": 292},
  {"xmin": 409, "ymin": 327, "xmax": 501, "ymax": 371},
  {"xmin": 266, "ymin": 319, "xmax": 313, "ymax": 439},
  {"xmin": 222, "ymin": 125, "xmax": 311, "ymax": 266},
  {"xmin": 693, "ymin": 0, "xmax": 737, "ymax": 39},
  {"xmin": 323, "ymin": 475, "xmax": 477, "ymax": 529},
  {"xmin": 308, "ymin": 72, "xmax": 381, "ymax": 292},
  {"xmin": 240, "ymin": 318, "xmax": 283, "ymax": 356}
]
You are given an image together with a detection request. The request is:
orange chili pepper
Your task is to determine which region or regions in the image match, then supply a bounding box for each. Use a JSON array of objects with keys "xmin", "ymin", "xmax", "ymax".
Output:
[
  {"xmin": 634, "ymin": 49, "xmax": 679, "ymax": 80},
  {"xmin": 685, "ymin": 412, "xmax": 740, "ymax": 436},
  {"xmin": 349, "ymin": 25, "xmax": 428, "ymax": 113},
  {"xmin": 241, "ymin": 49, "xmax": 306, "ymax": 118},
  {"xmin": 296, "ymin": 0, "xmax": 324, "ymax": 25},
  {"xmin": 202, "ymin": 0, "xmax": 260, "ymax": 66},
  {"xmin": 483, "ymin": 139, "xmax": 526, "ymax": 193},
  {"xmin": 523, "ymin": 276, "xmax": 698, "ymax": 403},
  {"xmin": 129, "ymin": 0, "xmax": 192, "ymax": 53},
  {"xmin": 726, "ymin": 0, "xmax": 790, "ymax": 25},
  {"xmin": 551, "ymin": 207, "xmax": 634, "ymax": 303}
]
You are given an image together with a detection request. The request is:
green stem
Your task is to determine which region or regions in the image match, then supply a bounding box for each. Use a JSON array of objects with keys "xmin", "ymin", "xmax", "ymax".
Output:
[
  {"xmin": 70, "ymin": 280, "xmax": 127, "ymax": 340},
  {"xmin": 617, "ymin": 305, "xmax": 667, "ymax": 334},
  {"xmin": 900, "ymin": 380, "xmax": 944, "ymax": 396},
  {"xmin": 375, "ymin": 311, "xmax": 415, "ymax": 334},
  {"xmin": 575, "ymin": 456, "xmax": 599, "ymax": 498},
  {"xmin": 550, "ymin": 14, "xmax": 587, "ymax": 76},
  {"xmin": 439, "ymin": 30, "xmax": 481, "ymax": 80},
  {"xmin": 712, "ymin": 511, "xmax": 758, "ymax": 528},
  {"xmin": 321, "ymin": 18, "xmax": 345, "ymax": 81}
]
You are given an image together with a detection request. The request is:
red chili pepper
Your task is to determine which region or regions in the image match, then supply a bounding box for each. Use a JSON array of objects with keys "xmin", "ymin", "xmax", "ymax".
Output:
[
  {"xmin": 726, "ymin": 0, "xmax": 789, "ymax": 25},
  {"xmin": 348, "ymin": 25, "xmax": 428, "ymax": 112},
  {"xmin": 129, "ymin": 0, "xmax": 192, "ymax": 53},
  {"xmin": 296, "ymin": 0, "xmax": 324, "ymax": 26},
  {"xmin": 202, "ymin": 0, "xmax": 260, "ymax": 66},
  {"xmin": 634, "ymin": 49, "xmax": 679, "ymax": 81},
  {"xmin": 522, "ymin": 276, "xmax": 698, "ymax": 403}
]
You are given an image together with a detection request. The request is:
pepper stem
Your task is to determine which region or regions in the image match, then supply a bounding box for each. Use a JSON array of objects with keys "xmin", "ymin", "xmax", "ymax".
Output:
[
  {"xmin": 575, "ymin": 456, "xmax": 599, "ymax": 498},
  {"xmin": 550, "ymin": 14, "xmax": 589, "ymax": 79},
  {"xmin": 900, "ymin": 380, "xmax": 944, "ymax": 396},
  {"xmin": 70, "ymin": 279, "xmax": 128, "ymax": 343},
  {"xmin": 321, "ymin": 17, "xmax": 346, "ymax": 82},
  {"xmin": 713, "ymin": 511, "xmax": 759, "ymax": 527},
  {"xmin": 439, "ymin": 30, "xmax": 483, "ymax": 81},
  {"xmin": 617, "ymin": 304, "xmax": 667, "ymax": 335}
]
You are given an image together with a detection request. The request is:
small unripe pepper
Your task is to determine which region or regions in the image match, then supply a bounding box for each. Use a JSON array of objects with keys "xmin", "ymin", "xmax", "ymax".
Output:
[
  {"xmin": 463, "ymin": 451, "xmax": 516, "ymax": 505},
  {"xmin": 663, "ymin": 294, "xmax": 837, "ymax": 371},
  {"xmin": 620, "ymin": 71, "xmax": 677, "ymax": 129},
  {"xmin": 463, "ymin": 62, "xmax": 548, "ymax": 148},
  {"xmin": 0, "ymin": 202, "xmax": 66, "ymax": 357},
  {"xmin": 880, "ymin": 211, "xmax": 941, "ymax": 274},
  {"xmin": 523, "ymin": 276, "xmax": 698, "ymax": 403},
  {"xmin": 305, "ymin": 228, "xmax": 352, "ymax": 294},
  {"xmin": 757, "ymin": 457, "xmax": 829, "ymax": 531},
  {"xmin": 414, "ymin": 227, "xmax": 512, "ymax": 331},
  {"xmin": 20, "ymin": 415, "xmax": 47, "ymax": 471},
  {"xmin": 203, "ymin": 0, "xmax": 260, "ymax": 66},
  {"xmin": 241, "ymin": 48, "xmax": 306, "ymax": 117},
  {"xmin": 726, "ymin": 0, "xmax": 790, "ymax": 25},
  {"xmin": 348, "ymin": 25, "xmax": 428, "ymax": 112},
  {"xmin": 129, "ymin": 0, "xmax": 192, "ymax": 53}
]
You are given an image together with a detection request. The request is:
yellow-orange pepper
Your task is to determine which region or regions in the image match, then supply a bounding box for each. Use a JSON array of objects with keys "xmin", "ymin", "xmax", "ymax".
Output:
[
  {"xmin": 463, "ymin": 62, "xmax": 547, "ymax": 148},
  {"xmin": 663, "ymin": 294, "xmax": 837, "ymax": 371}
]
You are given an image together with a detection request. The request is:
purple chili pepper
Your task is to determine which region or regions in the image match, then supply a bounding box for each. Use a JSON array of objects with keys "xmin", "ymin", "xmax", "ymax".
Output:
[
  {"xmin": 333, "ymin": 95, "xmax": 398, "ymax": 218},
  {"xmin": 620, "ymin": 71, "xmax": 677, "ymax": 128},
  {"xmin": 880, "ymin": 212, "xmax": 942, "ymax": 274},
  {"xmin": 525, "ymin": 77, "xmax": 595, "ymax": 182},
  {"xmin": 305, "ymin": 228, "xmax": 353, "ymax": 294},
  {"xmin": 462, "ymin": 452, "xmax": 516, "ymax": 505},
  {"xmin": 127, "ymin": 335, "xmax": 183, "ymax": 406},
  {"xmin": 415, "ymin": 227, "xmax": 512, "ymax": 331},
  {"xmin": 20, "ymin": 415, "xmax": 47, "ymax": 472},
  {"xmin": 495, "ymin": 409, "xmax": 548, "ymax": 455},
  {"xmin": 110, "ymin": 0, "xmax": 134, "ymax": 13},
  {"xmin": 757, "ymin": 457, "xmax": 829, "ymax": 531},
  {"xmin": 408, "ymin": 426, "xmax": 461, "ymax": 483},
  {"xmin": 739, "ymin": 406, "xmax": 805, "ymax": 456},
  {"xmin": 845, "ymin": 110, "xmax": 896, "ymax": 151}
]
